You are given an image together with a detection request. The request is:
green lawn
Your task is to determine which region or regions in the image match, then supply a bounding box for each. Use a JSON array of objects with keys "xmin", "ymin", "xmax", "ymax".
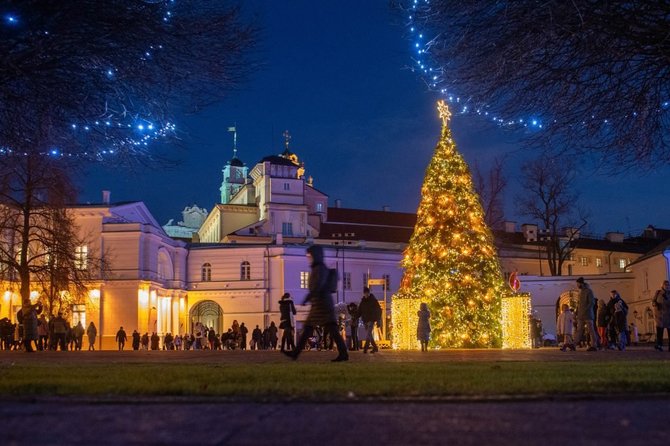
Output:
[{"xmin": 2, "ymin": 361, "xmax": 670, "ymax": 400}]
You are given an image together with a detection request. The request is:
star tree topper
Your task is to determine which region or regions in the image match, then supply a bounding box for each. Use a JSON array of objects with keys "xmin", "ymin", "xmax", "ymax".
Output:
[{"xmin": 437, "ymin": 100, "xmax": 452, "ymax": 125}]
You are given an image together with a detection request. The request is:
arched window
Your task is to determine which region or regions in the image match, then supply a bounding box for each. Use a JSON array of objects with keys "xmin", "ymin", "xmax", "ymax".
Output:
[
  {"xmin": 157, "ymin": 248, "xmax": 173, "ymax": 281},
  {"xmin": 201, "ymin": 263, "xmax": 212, "ymax": 282},
  {"xmin": 240, "ymin": 261, "xmax": 251, "ymax": 280}
]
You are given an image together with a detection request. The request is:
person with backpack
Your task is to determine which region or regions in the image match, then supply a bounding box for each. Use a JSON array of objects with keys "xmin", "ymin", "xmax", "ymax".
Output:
[
  {"xmin": 359, "ymin": 287, "xmax": 382, "ymax": 353},
  {"xmin": 608, "ymin": 290, "xmax": 628, "ymax": 350},
  {"xmin": 284, "ymin": 245, "xmax": 348, "ymax": 362}
]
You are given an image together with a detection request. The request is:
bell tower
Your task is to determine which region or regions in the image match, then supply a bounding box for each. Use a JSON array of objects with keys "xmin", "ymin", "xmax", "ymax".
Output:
[{"xmin": 220, "ymin": 126, "xmax": 248, "ymax": 204}]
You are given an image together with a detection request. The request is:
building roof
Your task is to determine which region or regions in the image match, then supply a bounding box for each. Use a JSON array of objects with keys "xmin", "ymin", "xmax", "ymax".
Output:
[
  {"xmin": 258, "ymin": 155, "xmax": 297, "ymax": 167},
  {"xmin": 327, "ymin": 207, "xmax": 417, "ymax": 227},
  {"xmin": 228, "ymin": 156, "xmax": 245, "ymax": 167},
  {"xmin": 320, "ymin": 207, "xmax": 416, "ymax": 244}
]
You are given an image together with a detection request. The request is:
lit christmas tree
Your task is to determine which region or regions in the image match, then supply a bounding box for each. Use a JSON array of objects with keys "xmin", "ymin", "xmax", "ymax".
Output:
[{"xmin": 393, "ymin": 100, "xmax": 505, "ymax": 349}]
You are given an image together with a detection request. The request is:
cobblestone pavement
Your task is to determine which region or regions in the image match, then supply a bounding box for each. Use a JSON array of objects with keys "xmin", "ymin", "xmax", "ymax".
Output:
[{"xmin": 1, "ymin": 399, "xmax": 669, "ymax": 446}]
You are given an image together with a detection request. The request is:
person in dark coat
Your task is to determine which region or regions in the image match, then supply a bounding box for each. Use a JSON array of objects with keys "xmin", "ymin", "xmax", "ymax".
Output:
[
  {"xmin": 359, "ymin": 287, "xmax": 382, "ymax": 353},
  {"xmin": 150, "ymin": 332, "xmax": 160, "ymax": 350},
  {"xmin": 268, "ymin": 321, "xmax": 278, "ymax": 349},
  {"xmin": 279, "ymin": 293, "xmax": 297, "ymax": 352},
  {"xmin": 21, "ymin": 303, "xmax": 40, "ymax": 353},
  {"xmin": 417, "ymin": 302, "xmax": 431, "ymax": 352},
  {"xmin": 284, "ymin": 245, "xmax": 348, "ymax": 362},
  {"xmin": 132, "ymin": 330, "xmax": 140, "ymax": 350},
  {"xmin": 653, "ymin": 280, "xmax": 670, "ymax": 351},
  {"xmin": 251, "ymin": 325, "xmax": 262, "ymax": 350},
  {"xmin": 87, "ymin": 322, "xmax": 97, "ymax": 351},
  {"xmin": 347, "ymin": 302, "xmax": 360, "ymax": 351},
  {"xmin": 115, "ymin": 326, "xmax": 127, "ymax": 351}
]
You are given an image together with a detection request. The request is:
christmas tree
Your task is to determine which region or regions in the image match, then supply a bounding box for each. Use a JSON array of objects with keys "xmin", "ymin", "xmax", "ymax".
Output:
[{"xmin": 393, "ymin": 101, "xmax": 504, "ymax": 348}]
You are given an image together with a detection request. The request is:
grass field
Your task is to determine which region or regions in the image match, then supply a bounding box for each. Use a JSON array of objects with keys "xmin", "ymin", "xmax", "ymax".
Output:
[{"xmin": 2, "ymin": 356, "xmax": 670, "ymax": 400}]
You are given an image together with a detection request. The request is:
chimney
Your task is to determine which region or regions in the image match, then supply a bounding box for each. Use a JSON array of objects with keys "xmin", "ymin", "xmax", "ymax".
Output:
[
  {"xmin": 382, "ymin": 205, "xmax": 391, "ymax": 212},
  {"xmin": 605, "ymin": 232, "xmax": 624, "ymax": 243},
  {"xmin": 102, "ymin": 190, "xmax": 111, "ymax": 205},
  {"xmin": 520, "ymin": 223, "xmax": 538, "ymax": 242},
  {"xmin": 334, "ymin": 199, "xmax": 342, "ymax": 208},
  {"xmin": 503, "ymin": 221, "xmax": 516, "ymax": 233}
]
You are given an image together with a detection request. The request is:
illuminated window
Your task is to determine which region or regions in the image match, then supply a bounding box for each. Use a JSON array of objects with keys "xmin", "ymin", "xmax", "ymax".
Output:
[
  {"xmin": 201, "ymin": 263, "xmax": 211, "ymax": 282},
  {"xmin": 618, "ymin": 258, "xmax": 627, "ymax": 269},
  {"xmin": 595, "ymin": 258, "xmax": 603, "ymax": 268},
  {"xmin": 300, "ymin": 271, "xmax": 310, "ymax": 289},
  {"xmin": 240, "ymin": 261, "xmax": 251, "ymax": 280},
  {"xmin": 580, "ymin": 257, "xmax": 588, "ymax": 266},
  {"xmin": 71, "ymin": 304, "xmax": 86, "ymax": 326},
  {"xmin": 75, "ymin": 246, "xmax": 88, "ymax": 270},
  {"xmin": 343, "ymin": 272, "xmax": 351, "ymax": 290},
  {"xmin": 316, "ymin": 202, "xmax": 323, "ymax": 212}
]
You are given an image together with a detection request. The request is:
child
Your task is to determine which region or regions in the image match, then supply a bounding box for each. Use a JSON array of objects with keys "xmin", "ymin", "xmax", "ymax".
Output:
[{"xmin": 557, "ymin": 304, "xmax": 575, "ymax": 351}]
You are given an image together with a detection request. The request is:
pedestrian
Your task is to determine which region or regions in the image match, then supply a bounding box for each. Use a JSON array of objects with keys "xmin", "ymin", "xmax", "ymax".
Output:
[
  {"xmin": 629, "ymin": 323, "xmax": 639, "ymax": 346},
  {"xmin": 115, "ymin": 326, "xmax": 127, "ymax": 351},
  {"xmin": 573, "ymin": 277, "xmax": 599, "ymax": 351},
  {"xmin": 132, "ymin": 330, "xmax": 140, "ymax": 350},
  {"xmin": 22, "ymin": 303, "xmax": 40, "ymax": 353},
  {"xmin": 652, "ymin": 280, "xmax": 670, "ymax": 351},
  {"xmin": 141, "ymin": 332, "xmax": 149, "ymax": 350},
  {"xmin": 150, "ymin": 332, "xmax": 159, "ymax": 350},
  {"xmin": 596, "ymin": 299, "xmax": 612, "ymax": 348},
  {"xmin": 359, "ymin": 287, "xmax": 381, "ymax": 354},
  {"xmin": 284, "ymin": 245, "xmax": 348, "ymax": 362},
  {"xmin": 37, "ymin": 314, "xmax": 48, "ymax": 351},
  {"xmin": 268, "ymin": 321, "xmax": 278, "ymax": 350},
  {"xmin": 279, "ymin": 293, "xmax": 297, "ymax": 352},
  {"xmin": 557, "ymin": 304, "xmax": 575, "ymax": 351},
  {"xmin": 86, "ymin": 321, "xmax": 97, "ymax": 351},
  {"xmin": 240, "ymin": 322, "xmax": 249, "ymax": 350},
  {"xmin": 251, "ymin": 325, "xmax": 262, "ymax": 350},
  {"xmin": 347, "ymin": 302, "xmax": 360, "ymax": 351},
  {"xmin": 51, "ymin": 312, "xmax": 68, "ymax": 351},
  {"xmin": 417, "ymin": 302, "xmax": 431, "ymax": 352},
  {"xmin": 194, "ymin": 321, "xmax": 204, "ymax": 349},
  {"xmin": 608, "ymin": 290, "xmax": 628, "ymax": 350},
  {"xmin": 73, "ymin": 321, "xmax": 85, "ymax": 351}
]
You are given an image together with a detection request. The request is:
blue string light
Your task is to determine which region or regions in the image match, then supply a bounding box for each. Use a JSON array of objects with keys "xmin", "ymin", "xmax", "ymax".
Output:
[{"xmin": 2, "ymin": 1, "xmax": 178, "ymax": 161}]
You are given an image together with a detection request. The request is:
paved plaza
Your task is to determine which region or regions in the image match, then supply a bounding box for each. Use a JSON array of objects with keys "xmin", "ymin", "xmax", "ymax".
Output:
[{"xmin": 1, "ymin": 347, "xmax": 669, "ymax": 445}]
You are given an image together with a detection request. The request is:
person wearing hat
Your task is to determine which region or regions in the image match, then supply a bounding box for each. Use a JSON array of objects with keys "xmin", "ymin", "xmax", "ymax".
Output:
[
  {"xmin": 573, "ymin": 277, "xmax": 599, "ymax": 351},
  {"xmin": 279, "ymin": 292, "xmax": 297, "ymax": 352}
]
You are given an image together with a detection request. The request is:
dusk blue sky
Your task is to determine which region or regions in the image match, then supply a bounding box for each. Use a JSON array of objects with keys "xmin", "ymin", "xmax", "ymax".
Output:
[{"xmin": 81, "ymin": 1, "xmax": 670, "ymax": 236}]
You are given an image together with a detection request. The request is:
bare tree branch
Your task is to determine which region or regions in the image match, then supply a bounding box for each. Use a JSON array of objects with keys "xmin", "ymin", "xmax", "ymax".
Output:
[{"xmin": 405, "ymin": 1, "xmax": 670, "ymax": 167}]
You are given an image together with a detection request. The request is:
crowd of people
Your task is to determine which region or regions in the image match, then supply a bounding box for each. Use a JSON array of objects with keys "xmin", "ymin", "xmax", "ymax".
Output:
[
  {"xmin": 0, "ymin": 306, "xmax": 99, "ymax": 352},
  {"xmin": 556, "ymin": 277, "xmax": 670, "ymax": 352}
]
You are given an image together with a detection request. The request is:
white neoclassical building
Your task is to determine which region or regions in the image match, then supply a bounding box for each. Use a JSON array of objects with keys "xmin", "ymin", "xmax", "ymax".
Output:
[{"xmin": 2, "ymin": 141, "xmax": 669, "ymax": 348}]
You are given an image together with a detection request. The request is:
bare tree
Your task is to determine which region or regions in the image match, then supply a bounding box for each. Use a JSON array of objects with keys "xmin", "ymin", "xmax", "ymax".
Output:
[
  {"xmin": 517, "ymin": 155, "xmax": 588, "ymax": 276},
  {"xmin": 0, "ymin": 1, "xmax": 257, "ymax": 317},
  {"xmin": 0, "ymin": 155, "xmax": 106, "ymax": 319},
  {"xmin": 405, "ymin": 1, "xmax": 670, "ymax": 166},
  {"xmin": 472, "ymin": 157, "xmax": 507, "ymax": 230}
]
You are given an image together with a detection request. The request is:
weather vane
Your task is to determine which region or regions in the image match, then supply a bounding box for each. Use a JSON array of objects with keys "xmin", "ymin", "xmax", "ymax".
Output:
[{"xmin": 437, "ymin": 100, "xmax": 452, "ymax": 125}]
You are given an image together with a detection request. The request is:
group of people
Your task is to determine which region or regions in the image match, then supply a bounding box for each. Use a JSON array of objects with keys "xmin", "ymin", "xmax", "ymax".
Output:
[
  {"xmin": 556, "ymin": 276, "xmax": 670, "ymax": 352},
  {"xmin": 1, "ymin": 305, "xmax": 99, "ymax": 352}
]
